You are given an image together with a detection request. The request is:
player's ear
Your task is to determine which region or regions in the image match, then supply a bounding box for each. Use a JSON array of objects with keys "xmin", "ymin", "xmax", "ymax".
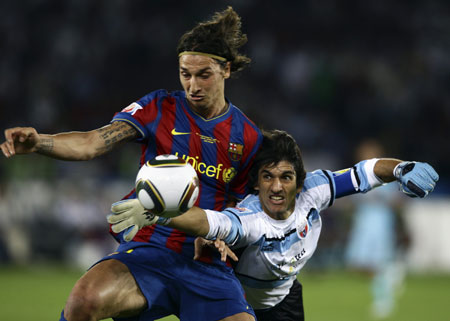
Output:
[{"xmin": 223, "ymin": 62, "xmax": 231, "ymax": 79}]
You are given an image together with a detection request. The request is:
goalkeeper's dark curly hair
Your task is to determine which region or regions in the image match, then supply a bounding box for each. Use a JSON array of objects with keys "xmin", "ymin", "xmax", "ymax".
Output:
[
  {"xmin": 248, "ymin": 129, "xmax": 306, "ymax": 194},
  {"xmin": 177, "ymin": 6, "xmax": 251, "ymax": 74}
]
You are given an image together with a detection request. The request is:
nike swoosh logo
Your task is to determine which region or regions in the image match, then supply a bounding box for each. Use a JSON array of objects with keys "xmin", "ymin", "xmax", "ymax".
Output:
[{"xmin": 171, "ymin": 128, "xmax": 191, "ymax": 136}]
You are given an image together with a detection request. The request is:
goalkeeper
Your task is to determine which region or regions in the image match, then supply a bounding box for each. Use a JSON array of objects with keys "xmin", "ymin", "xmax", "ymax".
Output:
[{"xmin": 109, "ymin": 129, "xmax": 438, "ymax": 321}]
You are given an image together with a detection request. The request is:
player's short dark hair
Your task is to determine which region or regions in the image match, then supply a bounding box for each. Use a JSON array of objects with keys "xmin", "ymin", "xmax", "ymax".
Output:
[
  {"xmin": 249, "ymin": 129, "xmax": 306, "ymax": 193},
  {"xmin": 177, "ymin": 6, "xmax": 251, "ymax": 74}
]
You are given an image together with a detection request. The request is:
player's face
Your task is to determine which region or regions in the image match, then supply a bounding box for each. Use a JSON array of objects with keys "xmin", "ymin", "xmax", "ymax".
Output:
[
  {"xmin": 255, "ymin": 161, "xmax": 301, "ymax": 221},
  {"xmin": 179, "ymin": 54, "xmax": 230, "ymax": 117}
]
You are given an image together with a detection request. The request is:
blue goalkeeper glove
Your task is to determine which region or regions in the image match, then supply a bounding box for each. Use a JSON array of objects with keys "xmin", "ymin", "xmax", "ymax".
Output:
[{"xmin": 393, "ymin": 161, "xmax": 439, "ymax": 198}]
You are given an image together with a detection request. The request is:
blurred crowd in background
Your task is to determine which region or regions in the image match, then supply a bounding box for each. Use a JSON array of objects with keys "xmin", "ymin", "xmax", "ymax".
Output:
[{"xmin": 0, "ymin": 0, "xmax": 449, "ymax": 275}]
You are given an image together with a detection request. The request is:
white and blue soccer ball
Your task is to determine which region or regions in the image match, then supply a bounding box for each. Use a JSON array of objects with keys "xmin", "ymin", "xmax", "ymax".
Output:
[{"xmin": 135, "ymin": 154, "xmax": 199, "ymax": 218}]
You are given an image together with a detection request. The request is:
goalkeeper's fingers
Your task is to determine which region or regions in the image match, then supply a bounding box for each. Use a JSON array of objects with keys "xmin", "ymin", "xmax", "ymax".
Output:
[
  {"xmin": 403, "ymin": 181, "xmax": 426, "ymax": 198},
  {"xmin": 111, "ymin": 199, "xmax": 130, "ymax": 213},
  {"xmin": 405, "ymin": 163, "xmax": 439, "ymax": 198},
  {"xmin": 107, "ymin": 212, "xmax": 129, "ymax": 224},
  {"xmin": 111, "ymin": 218, "xmax": 134, "ymax": 234},
  {"xmin": 421, "ymin": 163, "xmax": 439, "ymax": 182},
  {"xmin": 111, "ymin": 198, "xmax": 143, "ymax": 214},
  {"xmin": 123, "ymin": 225, "xmax": 138, "ymax": 242}
]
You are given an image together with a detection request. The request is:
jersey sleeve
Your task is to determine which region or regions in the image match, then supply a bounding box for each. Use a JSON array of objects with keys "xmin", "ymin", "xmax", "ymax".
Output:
[
  {"xmin": 111, "ymin": 89, "xmax": 168, "ymax": 142},
  {"xmin": 301, "ymin": 170, "xmax": 335, "ymax": 211},
  {"xmin": 303, "ymin": 159, "xmax": 385, "ymax": 211},
  {"xmin": 332, "ymin": 158, "xmax": 384, "ymax": 198},
  {"xmin": 204, "ymin": 208, "xmax": 245, "ymax": 246}
]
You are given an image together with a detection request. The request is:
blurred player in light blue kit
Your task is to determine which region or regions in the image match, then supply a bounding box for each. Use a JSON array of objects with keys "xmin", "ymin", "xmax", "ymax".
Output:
[{"xmin": 345, "ymin": 139, "xmax": 408, "ymax": 318}]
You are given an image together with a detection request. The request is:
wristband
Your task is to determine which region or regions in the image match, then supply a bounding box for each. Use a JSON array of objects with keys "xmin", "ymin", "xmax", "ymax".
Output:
[{"xmin": 156, "ymin": 216, "xmax": 172, "ymax": 226}]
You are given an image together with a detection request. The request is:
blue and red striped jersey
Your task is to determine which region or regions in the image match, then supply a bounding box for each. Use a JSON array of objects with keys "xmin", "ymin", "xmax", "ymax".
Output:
[{"xmin": 110, "ymin": 89, "xmax": 262, "ymax": 264}]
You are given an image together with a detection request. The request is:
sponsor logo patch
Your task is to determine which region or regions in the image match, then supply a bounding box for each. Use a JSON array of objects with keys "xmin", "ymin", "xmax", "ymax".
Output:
[{"xmin": 121, "ymin": 102, "xmax": 143, "ymax": 115}]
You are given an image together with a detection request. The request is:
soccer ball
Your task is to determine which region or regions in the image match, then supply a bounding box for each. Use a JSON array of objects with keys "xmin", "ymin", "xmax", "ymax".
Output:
[{"xmin": 135, "ymin": 154, "xmax": 199, "ymax": 218}]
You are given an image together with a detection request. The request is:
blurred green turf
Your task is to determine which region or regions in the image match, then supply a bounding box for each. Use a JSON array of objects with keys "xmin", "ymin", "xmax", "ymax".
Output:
[{"xmin": 0, "ymin": 265, "xmax": 449, "ymax": 321}]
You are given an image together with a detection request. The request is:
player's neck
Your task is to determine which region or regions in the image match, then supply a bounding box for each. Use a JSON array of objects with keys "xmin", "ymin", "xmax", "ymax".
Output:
[
  {"xmin": 191, "ymin": 100, "xmax": 229, "ymax": 119},
  {"xmin": 267, "ymin": 211, "xmax": 293, "ymax": 221}
]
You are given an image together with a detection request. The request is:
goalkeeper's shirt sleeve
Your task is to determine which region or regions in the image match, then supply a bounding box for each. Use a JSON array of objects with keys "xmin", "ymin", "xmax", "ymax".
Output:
[
  {"xmin": 204, "ymin": 209, "xmax": 244, "ymax": 246},
  {"xmin": 332, "ymin": 158, "xmax": 385, "ymax": 199}
]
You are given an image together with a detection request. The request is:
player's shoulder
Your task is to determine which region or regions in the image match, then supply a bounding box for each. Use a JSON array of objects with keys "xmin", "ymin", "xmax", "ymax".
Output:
[
  {"xmin": 228, "ymin": 105, "xmax": 262, "ymax": 149},
  {"xmin": 298, "ymin": 170, "xmax": 333, "ymax": 209},
  {"xmin": 302, "ymin": 170, "xmax": 331, "ymax": 192},
  {"xmin": 228, "ymin": 102, "xmax": 260, "ymax": 129},
  {"xmin": 136, "ymin": 89, "xmax": 181, "ymax": 107},
  {"xmin": 228, "ymin": 194, "xmax": 262, "ymax": 217}
]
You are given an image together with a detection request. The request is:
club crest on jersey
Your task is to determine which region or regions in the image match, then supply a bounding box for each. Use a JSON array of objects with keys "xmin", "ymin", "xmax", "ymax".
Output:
[
  {"xmin": 298, "ymin": 223, "xmax": 309, "ymax": 238},
  {"xmin": 297, "ymin": 217, "xmax": 309, "ymax": 238},
  {"xmin": 121, "ymin": 102, "xmax": 143, "ymax": 115},
  {"xmin": 228, "ymin": 142, "xmax": 243, "ymax": 161}
]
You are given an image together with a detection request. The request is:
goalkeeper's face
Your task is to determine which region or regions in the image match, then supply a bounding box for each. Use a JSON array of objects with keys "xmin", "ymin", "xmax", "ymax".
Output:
[{"xmin": 254, "ymin": 160, "xmax": 301, "ymax": 221}]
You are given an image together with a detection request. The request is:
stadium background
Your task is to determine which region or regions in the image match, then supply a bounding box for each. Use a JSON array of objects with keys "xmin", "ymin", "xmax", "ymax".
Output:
[{"xmin": 0, "ymin": 0, "xmax": 449, "ymax": 320}]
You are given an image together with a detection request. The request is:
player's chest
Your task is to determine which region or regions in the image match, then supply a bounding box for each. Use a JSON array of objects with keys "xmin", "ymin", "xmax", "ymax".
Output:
[
  {"xmin": 251, "ymin": 212, "xmax": 320, "ymax": 278},
  {"xmin": 152, "ymin": 114, "xmax": 245, "ymax": 184}
]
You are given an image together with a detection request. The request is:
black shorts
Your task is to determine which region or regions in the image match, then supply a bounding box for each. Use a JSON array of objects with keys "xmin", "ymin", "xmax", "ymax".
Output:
[{"xmin": 254, "ymin": 279, "xmax": 304, "ymax": 321}]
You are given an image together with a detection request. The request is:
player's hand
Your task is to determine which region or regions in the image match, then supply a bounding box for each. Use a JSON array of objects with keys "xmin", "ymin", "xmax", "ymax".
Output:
[
  {"xmin": 107, "ymin": 198, "xmax": 158, "ymax": 242},
  {"xmin": 213, "ymin": 239, "xmax": 239, "ymax": 262},
  {"xmin": 393, "ymin": 161, "xmax": 439, "ymax": 198},
  {"xmin": 1, "ymin": 127, "xmax": 40, "ymax": 158},
  {"xmin": 194, "ymin": 237, "xmax": 238, "ymax": 262}
]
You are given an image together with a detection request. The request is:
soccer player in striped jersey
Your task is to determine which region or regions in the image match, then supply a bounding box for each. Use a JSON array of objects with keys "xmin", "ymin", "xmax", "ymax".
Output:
[
  {"xmin": 1, "ymin": 7, "xmax": 261, "ymax": 321},
  {"xmin": 113, "ymin": 129, "xmax": 438, "ymax": 320}
]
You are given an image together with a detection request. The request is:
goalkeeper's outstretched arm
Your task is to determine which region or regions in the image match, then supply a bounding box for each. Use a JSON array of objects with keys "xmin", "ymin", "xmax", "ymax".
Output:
[
  {"xmin": 166, "ymin": 206, "xmax": 211, "ymax": 237},
  {"xmin": 108, "ymin": 157, "xmax": 439, "ymax": 242},
  {"xmin": 332, "ymin": 158, "xmax": 439, "ymax": 199}
]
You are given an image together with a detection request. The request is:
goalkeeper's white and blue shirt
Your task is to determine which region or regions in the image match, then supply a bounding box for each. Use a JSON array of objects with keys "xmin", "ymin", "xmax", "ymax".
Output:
[{"xmin": 204, "ymin": 159, "xmax": 384, "ymax": 309}]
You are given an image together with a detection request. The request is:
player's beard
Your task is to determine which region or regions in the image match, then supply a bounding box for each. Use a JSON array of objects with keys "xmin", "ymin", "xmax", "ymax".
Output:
[{"xmin": 187, "ymin": 97, "xmax": 215, "ymax": 117}]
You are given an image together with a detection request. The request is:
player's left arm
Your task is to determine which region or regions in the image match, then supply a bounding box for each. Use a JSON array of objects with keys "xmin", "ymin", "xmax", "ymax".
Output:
[
  {"xmin": 108, "ymin": 199, "xmax": 243, "ymax": 245},
  {"xmin": 332, "ymin": 158, "xmax": 439, "ymax": 199}
]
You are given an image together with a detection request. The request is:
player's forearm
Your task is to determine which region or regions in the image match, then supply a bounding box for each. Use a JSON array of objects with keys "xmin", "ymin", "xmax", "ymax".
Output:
[
  {"xmin": 36, "ymin": 122, "xmax": 138, "ymax": 161},
  {"xmin": 36, "ymin": 131, "xmax": 105, "ymax": 161},
  {"xmin": 168, "ymin": 207, "xmax": 211, "ymax": 237},
  {"xmin": 374, "ymin": 158, "xmax": 402, "ymax": 183}
]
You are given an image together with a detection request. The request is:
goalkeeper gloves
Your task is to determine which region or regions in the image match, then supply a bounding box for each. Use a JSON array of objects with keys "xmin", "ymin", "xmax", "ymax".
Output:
[
  {"xmin": 393, "ymin": 161, "xmax": 439, "ymax": 198},
  {"xmin": 107, "ymin": 198, "xmax": 170, "ymax": 242}
]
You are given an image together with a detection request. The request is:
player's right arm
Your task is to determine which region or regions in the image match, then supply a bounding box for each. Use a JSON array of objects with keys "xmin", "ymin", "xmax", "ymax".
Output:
[
  {"xmin": 329, "ymin": 158, "xmax": 439, "ymax": 199},
  {"xmin": 109, "ymin": 198, "xmax": 245, "ymax": 247},
  {"xmin": 1, "ymin": 121, "xmax": 138, "ymax": 161}
]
